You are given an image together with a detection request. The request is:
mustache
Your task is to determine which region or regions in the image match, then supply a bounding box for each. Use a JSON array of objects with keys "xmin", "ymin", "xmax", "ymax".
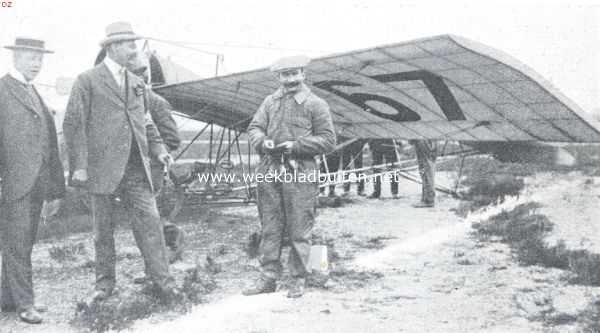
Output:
[{"xmin": 283, "ymin": 81, "xmax": 301, "ymax": 88}]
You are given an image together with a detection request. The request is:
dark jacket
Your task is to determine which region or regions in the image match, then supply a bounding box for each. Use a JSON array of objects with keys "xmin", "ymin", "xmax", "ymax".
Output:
[
  {"xmin": 63, "ymin": 64, "xmax": 167, "ymax": 194},
  {"xmin": 147, "ymin": 90, "xmax": 180, "ymax": 152},
  {"xmin": 0, "ymin": 75, "xmax": 65, "ymax": 201},
  {"xmin": 248, "ymin": 84, "xmax": 336, "ymax": 172}
]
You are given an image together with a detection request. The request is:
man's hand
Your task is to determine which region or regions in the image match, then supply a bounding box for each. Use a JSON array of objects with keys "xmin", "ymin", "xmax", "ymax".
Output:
[
  {"xmin": 276, "ymin": 141, "xmax": 296, "ymax": 154},
  {"xmin": 262, "ymin": 138, "xmax": 275, "ymax": 151},
  {"xmin": 134, "ymin": 83, "xmax": 147, "ymax": 97},
  {"xmin": 41, "ymin": 199, "xmax": 63, "ymax": 223},
  {"xmin": 158, "ymin": 153, "xmax": 174, "ymax": 169},
  {"xmin": 71, "ymin": 169, "xmax": 88, "ymax": 187}
]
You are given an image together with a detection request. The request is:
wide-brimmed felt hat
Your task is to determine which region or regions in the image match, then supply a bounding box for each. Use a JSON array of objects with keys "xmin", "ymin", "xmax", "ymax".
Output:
[
  {"xmin": 4, "ymin": 37, "xmax": 53, "ymax": 53},
  {"xmin": 100, "ymin": 21, "xmax": 142, "ymax": 47}
]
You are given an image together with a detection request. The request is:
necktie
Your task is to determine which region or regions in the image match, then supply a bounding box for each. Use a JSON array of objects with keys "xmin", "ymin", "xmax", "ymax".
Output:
[
  {"xmin": 119, "ymin": 67, "xmax": 127, "ymax": 88},
  {"xmin": 25, "ymin": 83, "xmax": 37, "ymax": 104},
  {"xmin": 123, "ymin": 69, "xmax": 129, "ymax": 99}
]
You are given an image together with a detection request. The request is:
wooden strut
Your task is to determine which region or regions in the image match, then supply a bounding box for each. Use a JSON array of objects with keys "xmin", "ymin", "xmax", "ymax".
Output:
[
  {"xmin": 168, "ymin": 127, "xmax": 477, "ymax": 210},
  {"xmin": 174, "ymin": 122, "xmax": 211, "ymax": 161},
  {"xmin": 318, "ymin": 166, "xmax": 461, "ymax": 198},
  {"xmin": 229, "ymin": 151, "xmax": 477, "ymax": 196}
]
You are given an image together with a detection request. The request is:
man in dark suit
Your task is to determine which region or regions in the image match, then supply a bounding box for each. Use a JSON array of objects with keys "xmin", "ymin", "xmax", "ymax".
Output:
[
  {"xmin": 63, "ymin": 22, "xmax": 178, "ymax": 305},
  {"xmin": 0, "ymin": 37, "xmax": 65, "ymax": 324},
  {"xmin": 128, "ymin": 54, "xmax": 184, "ymax": 272},
  {"xmin": 340, "ymin": 138, "xmax": 366, "ymax": 196},
  {"xmin": 319, "ymin": 149, "xmax": 341, "ymax": 197},
  {"xmin": 319, "ymin": 137, "xmax": 366, "ymax": 197},
  {"xmin": 368, "ymin": 139, "xmax": 400, "ymax": 199},
  {"xmin": 411, "ymin": 140, "xmax": 438, "ymax": 207},
  {"xmin": 115, "ymin": 51, "xmax": 182, "ymax": 194}
]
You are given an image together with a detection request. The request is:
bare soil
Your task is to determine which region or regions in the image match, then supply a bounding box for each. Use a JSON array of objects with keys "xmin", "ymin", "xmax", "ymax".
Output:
[{"xmin": 1, "ymin": 170, "xmax": 599, "ymax": 332}]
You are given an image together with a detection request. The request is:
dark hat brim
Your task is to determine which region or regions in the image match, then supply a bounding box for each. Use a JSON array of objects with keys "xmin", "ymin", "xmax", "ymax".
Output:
[
  {"xmin": 4, "ymin": 45, "xmax": 54, "ymax": 54},
  {"xmin": 100, "ymin": 34, "xmax": 143, "ymax": 47}
]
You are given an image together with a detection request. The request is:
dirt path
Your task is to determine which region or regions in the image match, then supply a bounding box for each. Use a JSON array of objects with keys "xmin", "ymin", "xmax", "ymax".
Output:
[
  {"xmin": 1, "ymin": 174, "xmax": 590, "ymax": 332},
  {"xmin": 129, "ymin": 187, "xmax": 546, "ymax": 333}
]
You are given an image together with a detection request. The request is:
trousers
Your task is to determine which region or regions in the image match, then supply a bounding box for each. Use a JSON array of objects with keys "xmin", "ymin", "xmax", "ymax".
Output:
[
  {"xmin": 89, "ymin": 160, "xmax": 172, "ymax": 292},
  {"xmin": 257, "ymin": 179, "xmax": 318, "ymax": 279},
  {"xmin": 413, "ymin": 140, "xmax": 438, "ymax": 204},
  {"xmin": 372, "ymin": 149, "xmax": 398, "ymax": 196},
  {"xmin": 0, "ymin": 167, "xmax": 48, "ymax": 311}
]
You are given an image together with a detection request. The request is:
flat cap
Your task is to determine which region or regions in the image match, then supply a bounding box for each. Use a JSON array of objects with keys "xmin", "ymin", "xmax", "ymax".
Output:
[{"xmin": 270, "ymin": 55, "xmax": 310, "ymax": 72}]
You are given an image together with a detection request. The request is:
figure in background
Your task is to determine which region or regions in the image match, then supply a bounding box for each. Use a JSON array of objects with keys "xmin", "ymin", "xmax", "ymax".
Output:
[
  {"xmin": 411, "ymin": 140, "xmax": 438, "ymax": 208},
  {"xmin": 340, "ymin": 138, "xmax": 366, "ymax": 196},
  {"xmin": 368, "ymin": 139, "xmax": 400, "ymax": 199},
  {"xmin": 319, "ymin": 149, "xmax": 341, "ymax": 197}
]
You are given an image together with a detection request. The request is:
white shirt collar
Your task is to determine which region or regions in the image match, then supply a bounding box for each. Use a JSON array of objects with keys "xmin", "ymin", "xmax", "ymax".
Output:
[
  {"xmin": 103, "ymin": 56, "xmax": 126, "ymax": 86},
  {"xmin": 8, "ymin": 67, "xmax": 32, "ymax": 85}
]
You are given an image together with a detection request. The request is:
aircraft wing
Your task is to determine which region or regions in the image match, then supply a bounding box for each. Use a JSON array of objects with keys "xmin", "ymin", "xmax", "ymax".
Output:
[{"xmin": 155, "ymin": 34, "xmax": 600, "ymax": 142}]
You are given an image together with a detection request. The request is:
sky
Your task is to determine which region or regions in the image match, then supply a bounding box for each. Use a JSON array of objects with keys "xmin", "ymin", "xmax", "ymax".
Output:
[{"xmin": 1, "ymin": 0, "xmax": 599, "ymax": 115}]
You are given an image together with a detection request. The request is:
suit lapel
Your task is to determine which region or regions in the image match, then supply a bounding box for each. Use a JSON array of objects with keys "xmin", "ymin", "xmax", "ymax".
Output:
[
  {"xmin": 31, "ymin": 85, "xmax": 54, "ymax": 120},
  {"xmin": 3, "ymin": 75, "xmax": 40, "ymax": 116},
  {"xmin": 99, "ymin": 64, "xmax": 126, "ymax": 103}
]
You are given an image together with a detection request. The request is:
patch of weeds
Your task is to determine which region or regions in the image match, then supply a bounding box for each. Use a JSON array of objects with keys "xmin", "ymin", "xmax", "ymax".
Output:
[
  {"xmin": 368, "ymin": 235, "xmax": 397, "ymax": 242},
  {"xmin": 330, "ymin": 267, "xmax": 384, "ymax": 289},
  {"xmin": 350, "ymin": 235, "xmax": 395, "ymax": 250},
  {"xmin": 580, "ymin": 298, "xmax": 600, "ymax": 332},
  {"xmin": 204, "ymin": 254, "xmax": 223, "ymax": 274},
  {"xmin": 474, "ymin": 202, "xmax": 600, "ymax": 286},
  {"xmin": 80, "ymin": 259, "xmax": 95, "ymax": 269},
  {"xmin": 73, "ymin": 289, "xmax": 162, "ymax": 332},
  {"xmin": 567, "ymin": 251, "xmax": 600, "ymax": 285},
  {"xmin": 182, "ymin": 260, "xmax": 218, "ymax": 304},
  {"xmin": 317, "ymin": 196, "xmax": 342, "ymax": 208},
  {"xmin": 451, "ymin": 158, "xmax": 534, "ymax": 214},
  {"xmin": 306, "ymin": 272, "xmax": 331, "ymax": 288},
  {"xmin": 351, "ymin": 239, "xmax": 384, "ymax": 250},
  {"xmin": 210, "ymin": 243, "xmax": 229, "ymax": 256},
  {"xmin": 457, "ymin": 259, "xmax": 475, "ymax": 265},
  {"xmin": 48, "ymin": 242, "xmax": 87, "ymax": 262},
  {"xmin": 465, "ymin": 175, "xmax": 524, "ymax": 206},
  {"xmin": 474, "ymin": 202, "xmax": 544, "ymax": 239},
  {"xmin": 543, "ymin": 312, "xmax": 578, "ymax": 326}
]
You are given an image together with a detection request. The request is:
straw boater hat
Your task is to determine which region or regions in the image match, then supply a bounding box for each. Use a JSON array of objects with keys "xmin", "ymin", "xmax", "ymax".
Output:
[
  {"xmin": 4, "ymin": 37, "xmax": 53, "ymax": 53},
  {"xmin": 270, "ymin": 55, "xmax": 311, "ymax": 72},
  {"xmin": 100, "ymin": 21, "xmax": 142, "ymax": 47}
]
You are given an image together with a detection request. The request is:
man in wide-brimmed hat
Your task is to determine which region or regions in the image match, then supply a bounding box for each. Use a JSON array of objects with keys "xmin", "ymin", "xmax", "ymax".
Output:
[
  {"xmin": 0, "ymin": 37, "xmax": 65, "ymax": 324},
  {"xmin": 63, "ymin": 22, "xmax": 179, "ymax": 307}
]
